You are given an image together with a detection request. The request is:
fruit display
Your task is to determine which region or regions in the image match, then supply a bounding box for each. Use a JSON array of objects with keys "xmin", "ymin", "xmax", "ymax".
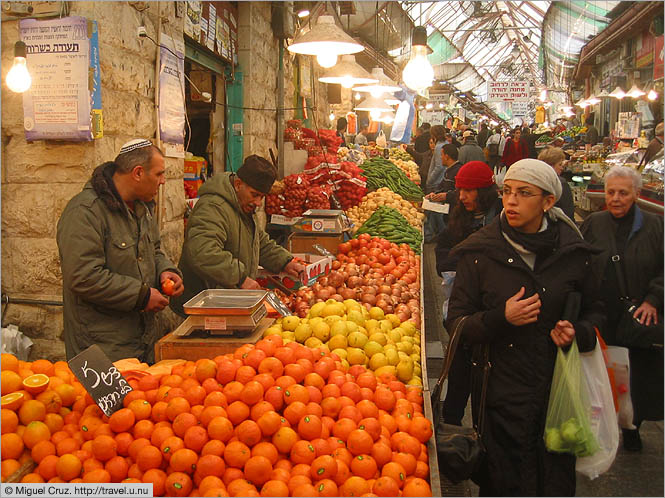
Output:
[
  {"xmin": 388, "ymin": 158, "xmax": 421, "ymax": 186},
  {"xmin": 545, "ymin": 417, "xmax": 598, "ymax": 457},
  {"xmin": 360, "ymin": 157, "xmax": 424, "ymax": 202},
  {"xmin": 346, "ymin": 189, "xmax": 424, "ymax": 231},
  {"xmin": 387, "ymin": 147, "xmax": 412, "ymax": 162},
  {"xmin": 355, "ymin": 207, "xmax": 423, "ymax": 255},
  {"xmin": 337, "ymin": 147, "xmax": 366, "ymax": 165},
  {"xmin": 265, "ymin": 300, "xmax": 424, "ymax": 386},
  {"xmin": 1, "ymin": 344, "xmax": 433, "ymax": 497}
]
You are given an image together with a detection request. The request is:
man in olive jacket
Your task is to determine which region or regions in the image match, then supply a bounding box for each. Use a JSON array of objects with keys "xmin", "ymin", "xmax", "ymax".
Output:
[
  {"xmin": 171, "ymin": 155, "xmax": 304, "ymax": 316},
  {"xmin": 57, "ymin": 140, "xmax": 184, "ymax": 362}
]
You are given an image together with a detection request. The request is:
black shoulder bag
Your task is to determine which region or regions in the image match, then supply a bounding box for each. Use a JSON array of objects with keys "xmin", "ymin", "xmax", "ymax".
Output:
[
  {"xmin": 431, "ymin": 316, "xmax": 490, "ymax": 484},
  {"xmin": 609, "ymin": 237, "xmax": 663, "ymax": 350}
]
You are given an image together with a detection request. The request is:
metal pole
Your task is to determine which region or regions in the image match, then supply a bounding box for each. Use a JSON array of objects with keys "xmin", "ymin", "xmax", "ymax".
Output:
[{"xmin": 277, "ymin": 40, "xmax": 285, "ymax": 178}]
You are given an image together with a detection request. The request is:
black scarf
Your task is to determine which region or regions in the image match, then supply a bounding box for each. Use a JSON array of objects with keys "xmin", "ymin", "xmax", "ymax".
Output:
[
  {"xmin": 610, "ymin": 203, "xmax": 636, "ymax": 256},
  {"xmin": 500, "ymin": 212, "xmax": 559, "ymax": 259}
]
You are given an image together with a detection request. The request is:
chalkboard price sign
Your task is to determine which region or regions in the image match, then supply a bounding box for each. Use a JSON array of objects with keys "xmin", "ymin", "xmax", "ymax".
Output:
[{"xmin": 68, "ymin": 345, "xmax": 133, "ymax": 416}]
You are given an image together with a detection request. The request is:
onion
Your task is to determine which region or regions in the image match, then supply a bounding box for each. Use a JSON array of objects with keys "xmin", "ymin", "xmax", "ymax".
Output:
[
  {"xmin": 340, "ymin": 288, "xmax": 356, "ymax": 300},
  {"xmin": 326, "ymin": 286, "xmax": 337, "ymax": 296},
  {"xmin": 347, "ymin": 276, "xmax": 362, "ymax": 289},
  {"xmin": 361, "ymin": 286, "xmax": 376, "ymax": 295},
  {"xmin": 331, "ymin": 260, "xmax": 341, "ymax": 271},
  {"xmin": 336, "ymin": 286, "xmax": 345, "ymax": 295},
  {"xmin": 377, "ymin": 293, "xmax": 392, "ymax": 303},
  {"xmin": 391, "ymin": 287, "xmax": 402, "ymax": 298},
  {"xmin": 390, "ymin": 295, "xmax": 400, "ymax": 306},
  {"xmin": 317, "ymin": 289, "xmax": 331, "ymax": 301},
  {"xmin": 363, "ymin": 302, "xmax": 372, "ymax": 311},
  {"xmin": 318, "ymin": 276, "xmax": 329, "ymax": 287},
  {"xmin": 328, "ymin": 271, "xmax": 345, "ymax": 288},
  {"xmin": 330, "ymin": 294, "xmax": 343, "ymax": 302},
  {"xmin": 361, "ymin": 293, "xmax": 377, "ymax": 305},
  {"xmin": 378, "ymin": 285, "xmax": 391, "ymax": 295},
  {"xmin": 401, "ymin": 291, "xmax": 413, "ymax": 302},
  {"xmin": 312, "ymin": 282, "xmax": 322, "ymax": 294},
  {"xmin": 359, "ymin": 264, "xmax": 370, "ymax": 274},
  {"xmin": 407, "ymin": 299, "xmax": 419, "ymax": 308},
  {"xmin": 384, "ymin": 274, "xmax": 397, "ymax": 286},
  {"xmin": 347, "ymin": 265, "xmax": 359, "ymax": 278},
  {"xmin": 376, "ymin": 298, "xmax": 390, "ymax": 312},
  {"xmin": 397, "ymin": 311, "xmax": 410, "ymax": 322}
]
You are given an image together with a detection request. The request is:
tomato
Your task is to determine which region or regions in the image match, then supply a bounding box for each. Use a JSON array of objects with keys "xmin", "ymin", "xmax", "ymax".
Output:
[
  {"xmin": 356, "ymin": 254, "xmax": 368, "ymax": 265},
  {"xmin": 380, "ymin": 239, "xmax": 391, "ymax": 250},
  {"xmin": 338, "ymin": 242, "xmax": 352, "ymax": 254},
  {"xmin": 358, "ymin": 233, "xmax": 371, "ymax": 241},
  {"xmin": 367, "ymin": 256, "xmax": 378, "ymax": 266},
  {"xmin": 390, "ymin": 268, "xmax": 403, "ymax": 279},
  {"xmin": 369, "ymin": 248, "xmax": 382, "ymax": 258},
  {"xmin": 389, "ymin": 248, "xmax": 401, "ymax": 258},
  {"xmin": 337, "ymin": 254, "xmax": 347, "ymax": 263},
  {"xmin": 350, "ymin": 239, "xmax": 359, "ymax": 249},
  {"xmin": 384, "ymin": 261, "xmax": 396, "ymax": 273},
  {"xmin": 396, "ymin": 256, "xmax": 408, "ymax": 264},
  {"xmin": 371, "ymin": 262, "xmax": 383, "ymax": 269},
  {"xmin": 162, "ymin": 278, "xmax": 175, "ymax": 296},
  {"xmin": 377, "ymin": 253, "xmax": 390, "ymax": 265}
]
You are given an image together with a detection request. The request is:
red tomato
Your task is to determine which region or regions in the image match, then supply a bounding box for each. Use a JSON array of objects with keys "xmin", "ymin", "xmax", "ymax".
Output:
[
  {"xmin": 162, "ymin": 278, "xmax": 175, "ymax": 296},
  {"xmin": 338, "ymin": 242, "xmax": 352, "ymax": 254}
]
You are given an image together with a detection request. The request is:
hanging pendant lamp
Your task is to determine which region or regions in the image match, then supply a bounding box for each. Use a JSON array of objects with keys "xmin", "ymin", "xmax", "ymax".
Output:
[
  {"xmin": 626, "ymin": 84, "xmax": 646, "ymax": 98},
  {"xmin": 287, "ymin": 15, "xmax": 364, "ymax": 68},
  {"xmin": 586, "ymin": 95, "xmax": 600, "ymax": 105},
  {"xmin": 609, "ymin": 86, "xmax": 626, "ymax": 99},
  {"xmin": 402, "ymin": 27, "xmax": 434, "ymax": 92},
  {"xmin": 353, "ymin": 68, "xmax": 402, "ymax": 97},
  {"xmin": 354, "ymin": 95, "xmax": 394, "ymax": 121},
  {"xmin": 318, "ymin": 55, "xmax": 378, "ymax": 88}
]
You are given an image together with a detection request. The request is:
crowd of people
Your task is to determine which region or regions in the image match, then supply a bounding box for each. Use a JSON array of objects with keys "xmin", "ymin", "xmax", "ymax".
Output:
[{"xmin": 408, "ymin": 119, "xmax": 663, "ymax": 496}]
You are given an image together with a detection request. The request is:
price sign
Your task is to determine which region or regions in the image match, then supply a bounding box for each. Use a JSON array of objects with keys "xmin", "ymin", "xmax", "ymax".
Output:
[{"xmin": 68, "ymin": 345, "xmax": 133, "ymax": 416}]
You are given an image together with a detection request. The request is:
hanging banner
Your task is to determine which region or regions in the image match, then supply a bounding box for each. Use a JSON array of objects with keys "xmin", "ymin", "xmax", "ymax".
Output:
[
  {"xmin": 635, "ymin": 29, "xmax": 654, "ymax": 69},
  {"xmin": 486, "ymin": 80, "xmax": 530, "ymax": 102},
  {"xmin": 654, "ymin": 35, "xmax": 664, "ymax": 80},
  {"xmin": 512, "ymin": 101, "xmax": 529, "ymax": 117},
  {"xmin": 19, "ymin": 16, "xmax": 93, "ymax": 141},
  {"xmin": 159, "ymin": 33, "xmax": 185, "ymax": 151},
  {"xmin": 89, "ymin": 20, "xmax": 103, "ymax": 139}
]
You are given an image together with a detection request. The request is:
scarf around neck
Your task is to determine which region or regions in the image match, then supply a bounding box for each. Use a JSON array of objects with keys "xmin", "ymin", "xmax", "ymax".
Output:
[{"xmin": 500, "ymin": 212, "xmax": 559, "ymax": 260}]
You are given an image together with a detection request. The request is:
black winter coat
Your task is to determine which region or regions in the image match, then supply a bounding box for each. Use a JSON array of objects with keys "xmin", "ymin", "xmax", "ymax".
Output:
[
  {"xmin": 581, "ymin": 206, "xmax": 664, "ymax": 423},
  {"xmin": 446, "ymin": 217, "xmax": 603, "ymax": 496}
]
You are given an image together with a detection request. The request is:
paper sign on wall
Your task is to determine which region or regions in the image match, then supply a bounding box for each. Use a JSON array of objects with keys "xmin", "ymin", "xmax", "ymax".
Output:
[
  {"xmin": 486, "ymin": 80, "xmax": 530, "ymax": 102},
  {"xmin": 159, "ymin": 33, "xmax": 185, "ymax": 150}
]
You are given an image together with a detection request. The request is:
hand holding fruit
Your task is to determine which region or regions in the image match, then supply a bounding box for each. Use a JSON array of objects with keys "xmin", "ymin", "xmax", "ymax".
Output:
[
  {"xmin": 284, "ymin": 258, "xmax": 306, "ymax": 278},
  {"xmin": 160, "ymin": 271, "xmax": 184, "ymax": 297}
]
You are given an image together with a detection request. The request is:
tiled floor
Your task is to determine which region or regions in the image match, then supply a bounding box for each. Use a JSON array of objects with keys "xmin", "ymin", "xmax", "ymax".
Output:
[{"xmin": 422, "ymin": 243, "xmax": 664, "ymax": 497}]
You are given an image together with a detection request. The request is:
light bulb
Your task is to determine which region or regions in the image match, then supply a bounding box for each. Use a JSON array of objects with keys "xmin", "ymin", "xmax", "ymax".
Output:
[
  {"xmin": 6, "ymin": 42, "xmax": 31, "ymax": 94},
  {"xmin": 370, "ymin": 87, "xmax": 384, "ymax": 98},
  {"xmin": 439, "ymin": 103, "xmax": 444, "ymax": 109},
  {"xmin": 329, "ymin": 112, "xmax": 336, "ymax": 122},
  {"xmin": 425, "ymin": 103, "xmax": 433, "ymax": 110},
  {"xmin": 647, "ymin": 89, "xmax": 658, "ymax": 101},
  {"xmin": 383, "ymin": 116, "xmax": 394, "ymax": 124},
  {"xmin": 355, "ymin": 93, "xmax": 361, "ymax": 100},
  {"xmin": 402, "ymin": 45, "xmax": 433, "ymax": 92},
  {"xmin": 370, "ymin": 109, "xmax": 382, "ymax": 120},
  {"xmin": 341, "ymin": 76, "xmax": 355, "ymax": 89},
  {"xmin": 316, "ymin": 52, "xmax": 338, "ymax": 69}
]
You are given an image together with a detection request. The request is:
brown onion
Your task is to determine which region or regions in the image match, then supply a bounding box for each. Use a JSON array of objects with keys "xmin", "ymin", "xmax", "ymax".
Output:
[
  {"xmin": 318, "ymin": 277, "xmax": 329, "ymax": 287},
  {"xmin": 391, "ymin": 287, "xmax": 402, "ymax": 297},
  {"xmin": 347, "ymin": 276, "xmax": 362, "ymax": 288},
  {"xmin": 336, "ymin": 286, "xmax": 345, "ymax": 295},
  {"xmin": 376, "ymin": 298, "xmax": 390, "ymax": 312},
  {"xmin": 330, "ymin": 294, "xmax": 343, "ymax": 302},
  {"xmin": 397, "ymin": 311, "xmax": 410, "ymax": 322},
  {"xmin": 312, "ymin": 282, "xmax": 322, "ymax": 294},
  {"xmin": 384, "ymin": 274, "xmax": 397, "ymax": 286},
  {"xmin": 331, "ymin": 260, "xmax": 341, "ymax": 270},
  {"xmin": 361, "ymin": 293, "xmax": 377, "ymax": 305},
  {"xmin": 377, "ymin": 293, "xmax": 392, "ymax": 303},
  {"xmin": 340, "ymin": 288, "xmax": 356, "ymax": 300},
  {"xmin": 378, "ymin": 285, "xmax": 391, "ymax": 295},
  {"xmin": 359, "ymin": 264, "xmax": 370, "ymax": 274},
  {"xmin": 317, "ymin": 289, "xmax": 331, "ymax": 301},
  {"xmin": 363, "ymin": 302, "xmax": 372, "ymax": 311},
  {"xmin": 408, "ymin": 299, "xmax": 419, "ymax": 308}
]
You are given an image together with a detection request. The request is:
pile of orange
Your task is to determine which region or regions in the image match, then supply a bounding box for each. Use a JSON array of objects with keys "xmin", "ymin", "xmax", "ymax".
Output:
[{"xmin": 1, "ymin": 336, "xmax": 433, "ymax": 497}]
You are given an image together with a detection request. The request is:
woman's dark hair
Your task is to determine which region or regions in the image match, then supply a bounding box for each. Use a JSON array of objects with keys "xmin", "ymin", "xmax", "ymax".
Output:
[
  {"xmin": 430, "ymin": 125, "xmax": 446, "ymax": 143},
  {"xmin": 448, "ymin": 185, "xmax": 499, "ymax": 241},
  {"xmin": 336, "ymin": 117, "xmax": 347, "ymax": 132}
]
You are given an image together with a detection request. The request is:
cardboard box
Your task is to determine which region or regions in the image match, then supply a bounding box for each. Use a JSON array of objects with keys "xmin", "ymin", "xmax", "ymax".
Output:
[
  {"xmin": 271, "ymin": 210, "xmax": 349, "ymax": 234},
  {"xmin": 287, "ymin": 233, "xmax": 344, "ymax": 255},
  {"xmin": 256, "ymin": 253, "xmax": 333, "ymax": 290}
]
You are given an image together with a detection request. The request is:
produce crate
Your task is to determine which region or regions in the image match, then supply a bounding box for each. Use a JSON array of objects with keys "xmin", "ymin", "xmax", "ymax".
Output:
[
  {"xmin": 418, "ymin": 239, "xmax": 429, "ymax": 391},
  {"xmin": 287, "ymin": 232, "xmax": 344, "ymax": 255},
  {"xmin": 423, "ymin": 389, "xmax": 442, "ymax": 497},
  {"xmin": 155, "ymin": 318, "xmax": 273, "ymax": 361}
]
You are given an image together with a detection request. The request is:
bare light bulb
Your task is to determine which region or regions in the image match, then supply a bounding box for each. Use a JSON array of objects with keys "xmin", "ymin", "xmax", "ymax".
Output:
[
  {"xmin": 329, "ymin": 112, "xmax": 336, "ymax": 122},
  {"xmin": 647, "ymin": 89, "xmax": 658, "ymax": 101},
  {"xmin": 341, "ymin": 76, "xmax": 355, "ymax": 89},
  {"xmin": 370, "ymin": 109, "xmax": 382, "ymax": 120},
  {"xmin": 316, "ymin": 52, "xmax": 338, "ymax": 69},
  {"xmin": 355, "ymin": 93, "xmax": 361, "ymax": 100},
  {"xmin": 402, "ymin": 44, "xmax": 433, "ymax": 92},
  {"xmin": 6, "ymin": 42, "xmax": 31, "ymax": 93}
]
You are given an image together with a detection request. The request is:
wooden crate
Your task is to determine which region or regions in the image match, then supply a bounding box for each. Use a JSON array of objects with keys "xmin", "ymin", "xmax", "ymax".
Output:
[
  {"xmin": 287, "ymin": 232, "xmax": 344, "ymax": 255},
  {"xmin": 155, "ymin": 318, "xmax": 273, "ymax": 362}
]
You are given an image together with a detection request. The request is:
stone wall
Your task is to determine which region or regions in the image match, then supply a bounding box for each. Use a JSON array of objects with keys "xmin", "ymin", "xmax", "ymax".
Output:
[{"xmin": 1, "ymin": 1, "xmax": 185, "ymax": 361}]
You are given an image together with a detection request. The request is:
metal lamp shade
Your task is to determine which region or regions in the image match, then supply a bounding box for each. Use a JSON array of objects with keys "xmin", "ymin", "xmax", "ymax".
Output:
[
  {"xmin": 353, "ymin": 67, "xmax": 402, "ymax": 94},
  {"xmin": 318, "ymin": 55, "xmax": 378, "ymax": 86},
  {"xmin": 287, "ymin": 15, "xmax": 364, "ymax": 56},
  {"xmin": 354, "ymin": 95, "xmax": 394, "ymax": 113}
]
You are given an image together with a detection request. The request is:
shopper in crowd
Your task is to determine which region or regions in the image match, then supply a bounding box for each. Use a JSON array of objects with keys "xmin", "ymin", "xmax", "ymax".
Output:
[
  {"xmin": 581, "ymin": 166, "xmax": 663, "ymax": 452},
  {"xmin": 502, "ymin": 126, "xmax": 529, "ymax": 167},
  {"xmin": 56, "ymin": 139, "xmax": 184, "ymax": 362},
  {"xmin": 585, "ymin": 113, "xmax": 600, "ymax": 146},
  {"xmin": 446, "ymin": 158, "xmax": 603, "ymax": 496},
  {"xmin": 435, "ymin": 162, "xmax": 502, "ymax": 426},
  {"xmin": 414, "ymin": 122, "xmax": 431, "ymax": 153},
  {"xmin": 335, "ymin": 117, "xmax": 348, "ymax": 147},
  {"xmin": 485, "ymin": 127, "xmax": 506, "ymax": 170},
  {"xmin": 408, "ymin": 135, "xmax": 436, "ymax": 183},
  {"xmin": 354, "ymin": 119, "xmax": 370, "ymax": 146},
  {"xmin": 640, "ymin": 121, "xmax": 664, "ymax": 166},
  {"xmin": 538, "ymin": 146, "xmax": 575, "ymax": 219},
  {"xmin": 458, "ymin": 130, "xmax": 486, "ymax": 164},
  {"xmin": 477, "ymin": 122, "xmax": 490, "ymax": 148},
  {"xmin": 522, "ymin": 125, "xmax": 548, "ymax": 159},
  {"xmin": 171, "ymin": 155, "xmax": 305, "ymax": 316},
  {"xmin": 425, "ymin": 125, "xmax": 448, "ymax": 194},
  {"xmin": 424, "ymin": 142, "xmax": 461, "ymax": 242}
]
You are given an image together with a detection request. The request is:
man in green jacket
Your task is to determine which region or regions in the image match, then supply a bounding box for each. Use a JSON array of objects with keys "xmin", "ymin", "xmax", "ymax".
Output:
[
  {"xmin": 171, "ymin": 155, "xmax": 304, "ymax": 316},
  {"xmin": 57, "ymin": 139, "xmax": 183, "ymax": 363}
]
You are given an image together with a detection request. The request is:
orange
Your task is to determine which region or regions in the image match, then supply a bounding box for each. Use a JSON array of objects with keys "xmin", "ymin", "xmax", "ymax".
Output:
[
  {"xmin": 199, "ymin": 475, "xmax": 225, "ymax": 495},
  {"xmin": 235, "ymin": 365, "xmax": 257, "ymax": 385},
  {"xmin": 142, "ymin": 468, "xmax": 167, "ymax": 496},
  {"xmin": 1, "ymin": 353, "xmax": 19, "ymax": 373},
  {"xmin": 393, "ymin": 452, "xmax": 417, "ymax": 476},
  {"xmin": 290, "ymin": 440, "xmax": 317, "ymax": 465},
  {"xmin": 226, "ymin": 401, "xmax": 250, "ymax": 425},
  {"xmin": 374, "ymin": 388, "xmax": 396, "ymax": 412},
  {"xmin": 56, "ymin": 453, "xmax": 82, "ymax": 481},
  {"xmin": 183, "ymin": 425, "xmax": 208, "ymax": 452},
  {"xmin": 172, "ymin": 412, "xmax": 197, "ymax": 437},
  {"xmin": 203, "ymin": 391, "xmax": 227, "ymax": 409},
  {"xmin": 409, "ymin": 416, "xmax": 433, "ymax": 443},
  {"xmin": 253, "ymin": 374, "xmax": 276, "ymax": 393},
  {"xmin": 1, "ymin": 408, "xmax": 19, "ymax": 434},
  {"xmin": 414, "ymin": 460, "xmax": 429, "ymax": 479},
  {"xmin": 37, "ymin": 454, "xmax": 59, "ymax": 480},
  {"xmin": 358, "ymin": 417, "xmax": 381, "ymax": 442},
  {"xmin": 350, "ymin": 454, "xmax": 378, "ymax": 480},
  {"xmin": 127, "ymin": 399, "xmax": 152, "ymax": 421},
  {"xmin": 1, "ymin": 432, "xmax": 24, "ymax": 459},
  {"xmin": 200, "ymin": 405, "xmax": 226, "ymax": 427},
  {"xmin": 371, "ymin": 443, "xmax": 392, "ymax": 468},
  {"xmin": 223, "ymin": 381, "xmax": 244, "ymax": 404},
  {"xmin": 227, "ymin": 478, "xmax": 257, "ymax": 496},
  {"xmin": 22, "ymin": 374, "xmax": 50, "ymax": 395},
  {"xmin": 92, "ymin": 435, "xmax": 117, "ymax": 462},
  {"xmin": 380, "ymin": 461, "xmax": 406, "ymax": 488},
  {"xmin": 402, "ymin": 477, "xmax": 431, "ymax": 496},
  {"xmin": 283, "ymin": 384, "xmax": 309, "ymax": 405},
  {"xmin": 397, "ymin": 434, "xmax": 421, "ymax": 458},
  {"xmin": 31, "ymin": 359, "xmax": 55, "ymax": 376},
  {"xmin": 105, "ymin": 455, "xmax": 129, "ymax": 482},
  {"xmin": 83, "ymin": 468, "xmax": 111, "ymax": 483},
  {"xmin": 260, "ymin": 479, "xmax": 289, "ymax": 497},
  {"xmin": 185, "ymin": 385, "xmax": 207, "ymax": 407},
  {"xmin": 108, "ymin": 407, "xmax": 135, "ymax": 433},
  {"xmin": 1, "ymin": 371, "xmax": 23, "ymax": 395},
  {"xmin": 114, "ymin": 432, "xmax": 134, "ymax": 457},
  {"xmin": 297, "ymin": 414, "xmax": 322, "ymax": 440},
  {"xmin": 21, "ymin": 472, "xmax": 45, "ymax": 483},
  {"xmin": 283, "ymin": 401, "xmax": 307, "ymax": 426},
  {"xmin": 23, "ymin": 420, "xmax": 51, "ymax": 449},
  {"xmin": 249, "ymin": 400, "xmax": 274, "ymax": 421},
  {"xmin": 18, "ymin": 399, "xmax": 46, "ymax": 425},
  {"xmin": 55, "ymin": 437, "xmax": 79, "ymax": 456},
  {"xmin": 240, "ymin": 381, "xmax": 264, "ymax": 406},
  {"xmin": 310, "ymin": 455, "xmax": 336, "ymax": 480},
  {"xmin": 137, "ymin": 444, "xmax": 163, "ymax": 472},
  {"xmin": 321, "ymin": 397, "xmax": 341, "ymax": 418},
  {"xmin": 170, "ymin": 448, "xmax": 198, "ymax": 474},
  {"xmin": 372, "ymin": 476, "xmax": 401, "ymax": 497},
  {"xmin": 339, "ymin": 476, "xmax": 369, "ymax": 497},
  {"xmin": 166, "ymin": 397, "xmax": 191, "ymax": 421},
  {"xmin": 207, "ymin": 416, "xmax": 234, "ymax": 442},
  {"xmin": 314, "ymin": 478, "xmax": 339, "ymax": 497},
  {"xmin": 290, "ymin": 463, "xmax": 311, "ymax": 478},
  {"xmin": 148, "ymin": 425, "xmax": 173, "ymax": 449},
  {"xmin": 1, "ymin": 392, "xmax": 25, "ymax": 411},
  {"xmin": 1, "ymin": 458, "xmax": 21, "ymax": 480},
  {"xmin": 197, "ymin": 454, "xmax": 225, "ymax": 478},
  {"xmin": 272, "ymin": 426, "xmax": 298, "ymax": 454},
  {"xmin": 257, "ymin": 411, "xmax": 281, "ymax": 437},
  {"xmin": 264, "ymin": 386, "xmax": 284, "ymax": 412},
  {"xmin": 201, "ymin": 439, "xmax": 225, "ymax": 458},
  {"xmin": 222, "ymin": 467, "xmax": 245, "ymax": 487},
  {"xmin": 44, "ymin": 413, "xmax": 64, "ymax": 434},
  {"xmin": 132, "ymin": 419, "xmax": 154, "ymax": 440},
  {"xmin": 195, "ymin": 359, "xmax": 218, "ymax": 382},
  {"xmin": 236, "ymin": 420, "xmax": 262, "ymax": 447},
  {"xmin": 78, "ymin": 415, "xmax": 103, "ymax": 440},
  {"xmin": 223, "ymin": 440, "xmax": 251, "ymax": 469},
  {"xmin": 160, "ymin": 435, "xmax": 185, "ymax": 461},
  {"xmin": 164, "ymin": 471, "xmax": 193, "ymax": 497},
  {"xmin": 332, "ymin": 418, "xmax": 357, "ymax": 441},
  {"xmin": 251, "ymin": 441, "xmax": 278, "ymax": 465},
  {"xmin": 244, "ymin": 455, "xmax": 272, "ymax": 487},
  {"xmin": 332, "ymin": 447, "xmax": 353, "ymax": 467}
]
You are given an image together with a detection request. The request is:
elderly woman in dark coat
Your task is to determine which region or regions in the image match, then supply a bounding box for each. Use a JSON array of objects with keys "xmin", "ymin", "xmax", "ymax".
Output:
[
  {"xmin": 581, "ymin": 165, "xmax": 664, "ymax": 451},
  {"xmin": 446, "ymin": 159, "xmax": 604, "ymax": 496}
]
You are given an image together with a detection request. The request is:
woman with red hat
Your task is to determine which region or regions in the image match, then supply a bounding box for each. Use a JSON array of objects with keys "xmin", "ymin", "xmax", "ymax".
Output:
[{"xmin": 435, "ymin": 161, "xmax": 502, "ymax": 426}]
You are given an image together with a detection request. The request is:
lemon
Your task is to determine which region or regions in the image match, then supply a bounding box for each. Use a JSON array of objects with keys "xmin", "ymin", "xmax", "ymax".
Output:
[
  {"xmin": 369, "ymin": 332, "xmax": 387, "ymax": 346},
  {"xmin": 396, "ymin": 358, "xmax": 414, "ymax": 382},
  {"xmin": 322, "ymin": 302, "xmax": 345, "ymax": 317},
  {"xmin": 397, "ymin": 342, "xmax": 413, "ymax": 355},
  {"xmin": 305, "ymin": 337, "xmax": 323, "ymax": 349},
  {"xmin": 312, "ymin": 322, "xmax": 331, "ymax": 342},
  {"xmin": 332, "ymin": 348, "xmax": 348, "ymax": 360},
  {"xmin": 387, "ymin": 329, "xmax": 402, "ymax": 343},
  {"xmin": 385, "ymin": 313, "xmax": 401, "ymax": 328},
  {"xmin": 365, "ymin": 319, "xmax": 379, "ymax": 332},
  {"xmin": 374, "ymin": 365, "xmax": 396, "ymax": 378},
  {"xmin": 309, "ymin": 302, "xmax": 326, "ymax": 318},
  {"xmin": 345, "ymin": 321, "xmax": 359, "ymax": 335},
  {"xmin": 347, "ymin": 348, "xmax": 367, "ymax": 366},
  {"xmin": 346, "ymin": 309, "xmax": 365, "ymax": 326},
  {"xmin": 348, "ymin": 332, "xmax": 368, "ymax": 349},
  {"xmin": 410, "ymin": 353, "xmax": 421, "ymax": 363},
  {"xmin": 294, "ymin": 324, "xmax": 313, "ymax": 343},
  {"xmin": 328, "ymin": 334, "xmax": 348, "ymax": 350},
  {"xmin": 369, "ymin": 352, "xmax": 388, "ymax": 370},
  {"xmin": 282, "ymin": 331, "xmax": 295, "ymax": 343},
  {"xmin": 408, "ymin": 377, "xmax": 423, "ymax": 386},
  {"xmin": 309, "ymin": 316, "xmax": 324, "ymax": 327},
  {"xmin": 263, "ymin": 326, "xmax": 282, "ymax": 338},
  {"xmin": 385, "ymin": 349, "xmax": 399, "ymax": 366},
  {"xmin": 379, "ymin": 320, "xmax": 393, "ymax": 333},
  {"xmin": 363, "ymin": 341, "xmax": 383, "ymax": 358},
  {"xmin": 282, "ymin": 316, "xmax": 300, "ymax": 332},
  {"xmin": 400, "ymin": 321, "xmax": 417, "ymax": 336},
  {"xmin": 369, "ymin": 307, "xmax": 385, "ymax": 321},
  {"xmin": 324, "ymin": 315, "xmax": 343, "ymax": 327}
]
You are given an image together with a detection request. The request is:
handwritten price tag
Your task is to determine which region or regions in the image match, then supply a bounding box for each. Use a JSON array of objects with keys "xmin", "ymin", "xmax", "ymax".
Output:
[{"xmin": 68, "ymin": 345, "xmax": 133, "ymax": 416}]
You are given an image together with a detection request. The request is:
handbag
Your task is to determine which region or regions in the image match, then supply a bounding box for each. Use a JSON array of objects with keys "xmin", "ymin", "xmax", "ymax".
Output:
[
  {"xmin": 608, "ymin": 237, "xmax": 663, "ymax": 350},
  {"xmin": 431, "ymin": 316, "xmax": 489, "ymax": 484}
]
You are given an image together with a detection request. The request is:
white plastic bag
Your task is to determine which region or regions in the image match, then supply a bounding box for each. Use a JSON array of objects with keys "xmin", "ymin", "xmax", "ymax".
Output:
[
  {"xmin": 440, "ymin": 271, "xmax": 456, "ymax": 323},
  {"xmin": 1, "ymin": 324, "xmax": 33, "ymax": 360},
  {"xmin": 605, "ymin": 346, "xmax": 635, "ymax": 429},
  {"xmin": 376, "ymin": 130, "xmax": 387, "ymax": 148},
  {"xmin": 575, "ymin": 342, "xmax": 619, "ymax": 480}
]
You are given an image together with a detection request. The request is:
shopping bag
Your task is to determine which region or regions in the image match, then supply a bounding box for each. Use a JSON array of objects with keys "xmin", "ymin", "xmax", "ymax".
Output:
[
  {"xmin": 605, "ymin": 346, "xmax": 635, "ymax": 429},
  {"xmin": 440, "ymin": 271, "xmax": 456, "ymax": 323},
  {"xmin": 544, "ymin": 339, "xmax": 599, "ymax": 457},
  {"xmin": 575, "ymin": 341, "xmax": 619, "ymax": 479},
  {"xmin": 596, "ymin": 332, "xmax": 619, "ymax": 412},
  {"xmin": 376, "ymin": 130, "xmax": 387, "ymax": 148}
]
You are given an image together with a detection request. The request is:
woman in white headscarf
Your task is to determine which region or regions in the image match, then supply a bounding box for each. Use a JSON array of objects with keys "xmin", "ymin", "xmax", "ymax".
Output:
[{"xmin": 445, "ymin": 159, "xmax": 604, "ymax": 496}]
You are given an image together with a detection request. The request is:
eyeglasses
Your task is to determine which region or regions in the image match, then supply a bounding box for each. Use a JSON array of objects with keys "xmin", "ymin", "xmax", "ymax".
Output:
[{"xmin": 501, "ymin": 187, "xmax": 542, "ymax": 199}]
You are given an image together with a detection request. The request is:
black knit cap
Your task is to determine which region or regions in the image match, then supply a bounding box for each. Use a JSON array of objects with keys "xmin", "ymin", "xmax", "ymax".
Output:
[{"xmin": 236, "ymin": 155, "xmax": 276, "ymax": 194}]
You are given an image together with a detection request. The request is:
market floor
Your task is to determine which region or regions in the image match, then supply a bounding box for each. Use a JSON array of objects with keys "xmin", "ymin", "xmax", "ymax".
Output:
[{"xmin": 422, "ymin": 242, "xmax": 664, "ymax": 497}]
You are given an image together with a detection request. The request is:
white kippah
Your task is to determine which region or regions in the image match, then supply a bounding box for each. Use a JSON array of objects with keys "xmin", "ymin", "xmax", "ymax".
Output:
[{"xmin": 118, "ymin": 139, "xmax": 153, "ymax": 155}]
